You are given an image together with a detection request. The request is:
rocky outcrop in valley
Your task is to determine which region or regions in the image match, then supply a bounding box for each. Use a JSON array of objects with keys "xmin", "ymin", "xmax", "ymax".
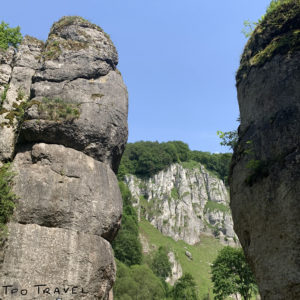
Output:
[{"xmin": 125, "ymin": 163, "xmax": 237, "ymax": 246}]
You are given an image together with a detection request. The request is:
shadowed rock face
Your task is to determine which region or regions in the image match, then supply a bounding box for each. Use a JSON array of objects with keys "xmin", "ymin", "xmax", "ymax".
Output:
[
  {"xmin": 0, "ymin": 16, "xmax": 128, "ymax": 300},
  {"xmin": 230, "ymin": 2, "xmax": 300, "ymax": 299}
]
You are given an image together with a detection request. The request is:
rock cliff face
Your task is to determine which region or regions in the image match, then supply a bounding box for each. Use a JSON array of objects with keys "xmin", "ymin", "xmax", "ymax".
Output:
[
  {"xmin": 230, "ymin": 2, "xmax": 300, "ymax": 299},
  {"xmin": 125, "ymin": 163, "xmax": 237, "ymax": 246},
  {"xmin": 0, "ymin": 16, "xmax": 128, "ymax": 299}
]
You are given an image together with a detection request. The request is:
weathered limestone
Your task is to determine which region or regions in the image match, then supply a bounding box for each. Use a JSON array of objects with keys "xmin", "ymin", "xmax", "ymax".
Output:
[
  {"xmin": 34, "ymin": 16, "xmax": 118, "ymax": 82},
  {"xmin": 230, "ymin": 2, "xmax": 300, "ymax": 299},
  {"xmin": 0, "ymin": 223, "xmax": 116, "ymax": 300},
  {"xmin": 0, "ymin": 48, "xmax": 14, "ymax": 89},
  {"xmin": 166, "ymin": 251, "xmax": 183, "ymax": 286},
  {"xmin": 0, "ymin": 36, "xmax": 43, "ymax": 161},
  {"xmin": 16, "ymin": 18, "xmax": 128, "ymax": 172},
  {"xmin": 125, "ymin": 163, "xmax": 237, "ymax": 246},
  {"xmin": 12, "ymin": 143, "xmax": 122, "ymax": 241},
  {"xmin": 0, "ymin": 16, "xmax": 128, "ymax": 300},
  {"xmin": 21, "ymin": 69, "xmax": 128, "ymax": 172}
]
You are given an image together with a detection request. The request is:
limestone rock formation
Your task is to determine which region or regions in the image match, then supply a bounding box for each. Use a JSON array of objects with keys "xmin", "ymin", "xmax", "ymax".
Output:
[
  {"xmin": 230, "ymin": 2, "xmax": 300, "ymax": 299},
  {"xmin": 166, "ymin": 251, "xmax": 183, "ymax": 286},
  {"xmin": 125, "ymin": 163, "xmax": 237, "ymax": 246},
  {"xmin": 0, "ymin": 16, "xmax": 128, "ymax": 300},
  {"xmin": 13, "ymin": 143, "xmax": 122, "ymax": 241},
  {"xmin": 19, "ymin": 17, "xmax": 127, "ymax": 172},
  {"xmin": 0, "ymin": 36, "xmax": 43, "ymax": 162}
]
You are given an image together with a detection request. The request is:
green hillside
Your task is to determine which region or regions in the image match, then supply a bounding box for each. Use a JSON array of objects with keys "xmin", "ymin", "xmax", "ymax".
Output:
[{"xmin": 139, "ymin": 218, "xmax": 223, "ymax": 299}]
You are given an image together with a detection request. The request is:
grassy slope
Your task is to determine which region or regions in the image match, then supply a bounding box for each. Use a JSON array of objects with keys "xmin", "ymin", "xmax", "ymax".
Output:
[{"xmin": 139, "ymin": 218, "xmax": 223, "ymax": 299}]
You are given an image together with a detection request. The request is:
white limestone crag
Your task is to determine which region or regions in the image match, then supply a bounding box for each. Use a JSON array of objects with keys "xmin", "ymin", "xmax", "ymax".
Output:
[
  {"xmin": 125, "ymin": 163, "xmax": 237, "ymax": 246},
  {"xmin": 166, "ymin": 251, "xmax": 183, "ymax": 286}
]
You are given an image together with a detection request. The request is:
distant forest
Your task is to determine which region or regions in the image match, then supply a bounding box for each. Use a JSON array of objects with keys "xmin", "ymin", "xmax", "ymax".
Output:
[{"xmin": 118, "ymin": 141, "xmax": 232, "ymax": 183}]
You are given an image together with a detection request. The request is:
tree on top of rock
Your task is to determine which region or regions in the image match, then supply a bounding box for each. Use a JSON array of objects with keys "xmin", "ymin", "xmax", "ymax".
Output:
[{"xmin": 0, "ymin": 21, "xmax": 22, "ymax": 50}]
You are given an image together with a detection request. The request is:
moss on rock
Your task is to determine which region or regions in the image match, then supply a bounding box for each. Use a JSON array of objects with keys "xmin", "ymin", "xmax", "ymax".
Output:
[
  {"xmin": 237, "ymin": 0, "xmax": 300, "ymax": 84},
  {"xmin": 50, "ymin": 16, "xmax": 108, "ymax": 38},
  {"xmin": 42, "ymin": 38, "xmax": 89, "ymax": 61},
  {"xmin": 37, "ymin": 97, "xmax": 80, "ymax": 121},
  {"xmin": 42, "ymin": 40, "xmax": 62, "ymax": 60},
  {"xmin": 41, "ymin": 16, "xmax": 113, "ymax": 61},
  {"xmin": 0, "ymin": 84, "xmax": 9, "ymax": 108},
  {"xmin": 23, "ymin": 35, "xmax": 44, "ymax": 47},
  {"xmin": 0, "ymin": 163, "xmax": 16, "ymax": 238},
  {"xmin": 4, "ymin": 101, "xmax": 29, "ymax": 126}
]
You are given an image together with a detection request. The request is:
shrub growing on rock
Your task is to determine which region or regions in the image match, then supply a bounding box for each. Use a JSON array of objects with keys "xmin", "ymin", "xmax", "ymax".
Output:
[
  {"xmin": 0, "ymin": 21, "xmax": 22, "ymax": 50},
  {"xmin": 0, "ymin": 163, "xmax": 16, "ymax": 237}
]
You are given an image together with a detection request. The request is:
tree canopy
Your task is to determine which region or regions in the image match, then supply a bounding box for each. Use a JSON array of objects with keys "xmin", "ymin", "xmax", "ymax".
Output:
[
  {"xmin": 112, "ymin": 182, "xmax": 142, "ymax": 266},
  {"xmin": 0, "ymin": 21, "xmax": 22, "ymax": 50},
  {"xmin": 151, "ymin": 246, "xmax": 172, "ymax": 280},
  {"xmin": 114, "ymin": 261, "xmax": 166, "ymax": 300},
  {"xmin": 118, "ymin": 141, "xmax": 232, "ymax": 183},
  {"xmin": 171, "ymin": 273, "xmax": 199, "ymax": 300},
  {"xmin": 217, "ymin": 130, "xmax": 238, "ymax": 151},
  {"xmin": 211, "ymin": 246, "xmax": 257, "ymax": 300}
]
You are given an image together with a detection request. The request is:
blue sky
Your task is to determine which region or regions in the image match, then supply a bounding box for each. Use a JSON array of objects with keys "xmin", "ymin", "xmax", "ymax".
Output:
[{"xmin": 1, "ymin": 0, "xmax": 271, "ymax": 152}]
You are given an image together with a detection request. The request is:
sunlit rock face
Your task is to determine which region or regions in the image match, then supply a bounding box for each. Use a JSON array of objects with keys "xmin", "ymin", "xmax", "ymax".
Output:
[
  {"xmin": 0, "ymin": 16, "xmax": 128, "ymax": 300},
  {"xmin": 0, "ymin": 36, "xmax": 43, "ymax": 162},
  {"xmin": 230, "ymin": 2, "xmax": 300, "ymax": 299},
  {"xmin": 125, "ymin": 163, "xmax": 238, "ymax": 246}
]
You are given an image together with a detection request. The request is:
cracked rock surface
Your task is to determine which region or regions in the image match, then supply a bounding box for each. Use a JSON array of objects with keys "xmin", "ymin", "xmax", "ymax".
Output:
[
  {"xmin": 230, "ymin": 2, "xmax": 300, "ymax": 299},
  {"xmin": 125, "ymin": 163, "xmax": 237, "ymax": 246},
  {"xmin": 0, "ymin": 16, "xmax": 128, "ymax": 300}
]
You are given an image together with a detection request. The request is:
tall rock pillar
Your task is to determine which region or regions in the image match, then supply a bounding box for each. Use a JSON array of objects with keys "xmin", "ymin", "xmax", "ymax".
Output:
[
  {"xmin": 230, "ymin": 2, "xmax": 300, "ymax": 299},
  {"xmin": 0, "ymin": 16, "xmax": 128, "ymax": 300}
]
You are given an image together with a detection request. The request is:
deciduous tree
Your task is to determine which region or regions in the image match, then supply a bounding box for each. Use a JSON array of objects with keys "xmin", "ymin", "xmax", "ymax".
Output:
[
  {"xmin": 0, "ymin": 21, "xmax": 22, "ymax": 50},
  {"xmin": 211, "ymin": 247, "xmax": 257, "ymax": 300},
  {"xmin": 151, "ymin": 246, "xmax": 172, "ymax": 280},
  {"xmin": 172, "ymin": 273, "xmax": 199, "ymax": 300}
]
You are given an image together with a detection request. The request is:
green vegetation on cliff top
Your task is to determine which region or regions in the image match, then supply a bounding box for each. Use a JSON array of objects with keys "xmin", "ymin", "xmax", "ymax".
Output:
[
  {"xmin": 51, "ymin": 16, "xmax": 102, "ymax": 33},
  {"xmin": 0, "ymin": 21, "xmax": 22, "ymax": 50},
  {"xmin": 50, "ymin": 16, "xmax": 111, "ymax": 42},
  {"xmin": 118, "ymin": 141, "xmax": 232, "ymax": 183},
  {"xmin": 237, "ymin": 0, "xmax": 300, "ymax": 83}
]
